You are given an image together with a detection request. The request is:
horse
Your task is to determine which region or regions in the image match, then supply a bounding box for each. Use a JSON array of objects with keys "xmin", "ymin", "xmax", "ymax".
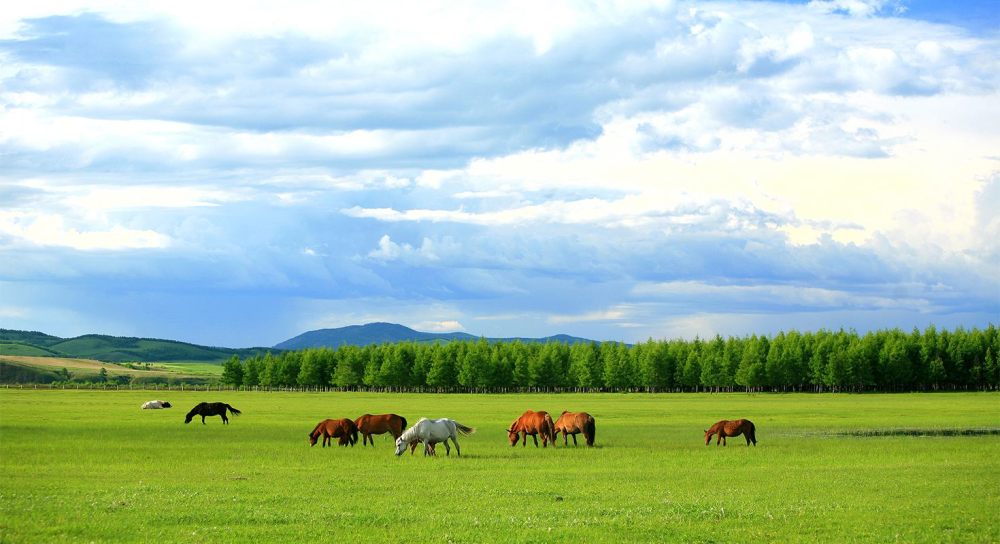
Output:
[
  {"xmin": 141, "ymin": 400, "xmax": 171, "ymax": 409},
  {"xmin": 409, "ymin": 439, "xmax": 436, "ymax": 456},
  {"xmin": 184, "ymin": 402, "xmax": 241, "ymax": 424},
  {"xmin": 354, "ymin": 413, "xmax": 407, "ymax": 446},
  {"xmin": 309, "ymin": 418, "xmax": 359, "ymax": 448},
  {"xmin": 394, "ymin": 418, "xmax": 476, "ymax": 456},
  {"xmin": 507, "ymin": 410, "xmax": 556, "ymax": 448},
  {"xmin": 704, "ymin": 419, "xmax": 757, "ymax": 446},
  {"xmin": 553, "ymin": 411, "xmax": 596, "ymax": 447}
]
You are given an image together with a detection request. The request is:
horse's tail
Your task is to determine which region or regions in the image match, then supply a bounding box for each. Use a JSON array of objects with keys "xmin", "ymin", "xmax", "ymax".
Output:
[
  {"xmin": 586, "ymin": 416, "xmax": 596, "ymax": 447},
  {"xmin": 750, "ymin": 420, "xmax": 757, "ymax": 442},
  {"xmin": 454, "ymin": 421, "xmax": 476, "ymax": 436},
  {"xmin": 399, "ymin": 415, "xmax": 407, "ymax": 437},
  {"xmin": 544, "ymin": 413, "xmax": 556, "ymax": 444},
  {"xmin": 226, "ymin": 405, "xmax": 242, "ymax": 417}
]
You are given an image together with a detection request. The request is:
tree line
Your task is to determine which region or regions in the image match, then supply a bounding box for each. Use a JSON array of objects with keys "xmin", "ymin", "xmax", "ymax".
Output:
[{"xmin": 220, "ymin": 324, "xmax": 998, "ymax": 392}]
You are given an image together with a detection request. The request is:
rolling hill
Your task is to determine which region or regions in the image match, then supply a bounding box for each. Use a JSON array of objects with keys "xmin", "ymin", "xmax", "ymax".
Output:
[
  {"xmin": 0, "ymin": 330, "xmax": 269, "ymax": 364},
  {"xmin": 0, "ymin": 323, "xmax": 599, "ymax": 365},
  {"xmin": 273, "ymin": 322, "xmax": 597, "ymax": 350}
]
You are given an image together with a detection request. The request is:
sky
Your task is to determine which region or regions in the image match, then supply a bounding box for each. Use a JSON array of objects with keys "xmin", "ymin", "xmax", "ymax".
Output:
[{"xmin": 0, "ymin": 0, "xmax": 997, "ymax": 348}]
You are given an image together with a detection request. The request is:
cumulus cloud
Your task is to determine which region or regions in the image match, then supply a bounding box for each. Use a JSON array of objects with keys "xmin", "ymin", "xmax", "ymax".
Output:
[{"xmin": 0, "ymin": 1, "xmax": 995, "ymax": 345}]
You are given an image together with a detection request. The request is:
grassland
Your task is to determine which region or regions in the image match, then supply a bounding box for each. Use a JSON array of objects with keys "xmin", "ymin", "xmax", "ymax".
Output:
[
  {"xmin": 0, "ymin": 391, "xmax": 997, "ymax": 543},
  {"xmin": 0, "ymin": 356, "xmax": 216, "ymax": 382}
]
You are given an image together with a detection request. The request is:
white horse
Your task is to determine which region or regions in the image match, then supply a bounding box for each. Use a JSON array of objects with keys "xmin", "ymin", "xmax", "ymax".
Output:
[
  {"xmin": 141, "ymin": 400, "xmax": 171, "ymax": 409},
  {"xmin": 394, "ymin": 418, "xmax": 476, "ymax": 457}
]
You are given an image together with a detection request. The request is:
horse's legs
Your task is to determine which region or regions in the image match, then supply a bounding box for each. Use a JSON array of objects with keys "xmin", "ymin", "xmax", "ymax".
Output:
[
  {"xmin": 443, "ymin": 440, "xmax": 452, "ymax": 456},
  {"xmin": 201, "ymin": 416, "xmax": 206, "ymax": 425},
  {"xmin": 452, "ymin": 436, "xmax": 461, "ymax": 457},
  {"xmin": 572, "ymin": 433, "xmax": 578, "ymax": 446},
  {"xmin": 722, "ymin": 435, "xmax": 727, "ymax": 446},
  {"xmin": 222, "ymin": 414, "xmax": 228, "ymax": 425},
  {"xmin": 562, "ymin": 431, "xmax": 568, "ymax": 445},
  {"xmin": 532, "ymin": 434, "xmax": 539, "ymax": 447},
  {"xmin": 521, "ymin": 433, "xmax": 526, "ymax": 447}
]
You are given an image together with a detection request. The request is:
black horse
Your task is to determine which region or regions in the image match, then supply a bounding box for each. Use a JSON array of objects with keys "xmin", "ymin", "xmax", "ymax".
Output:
[{"xmin": 184, "ymin": 402, "xmax": 242, "ymax": 425}]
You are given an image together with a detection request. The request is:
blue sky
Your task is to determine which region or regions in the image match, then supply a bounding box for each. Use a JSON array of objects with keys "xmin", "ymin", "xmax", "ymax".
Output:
[{"xmin": 1, "ymin": 0, "xmax": 997, "ymax": 347}]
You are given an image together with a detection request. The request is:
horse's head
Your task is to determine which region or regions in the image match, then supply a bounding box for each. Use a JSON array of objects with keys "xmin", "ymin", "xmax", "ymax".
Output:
[
  {"xmin": 184, "ymin": 412, "xmax": 194, "ymax": 424},
  {"xmin": 703, "ymin": 430, "xmax": 711, "ymax": 445},
  {"xmin": 507, "ymin": 426, "xmax": 519, "ymax": 446},
  {"xmin": 309, "ymin": 434, "xmax": 318, "ymax": 447},
  {"xmin": 394, "ymin": 437, "xmax": 407, "ymax": 456}
]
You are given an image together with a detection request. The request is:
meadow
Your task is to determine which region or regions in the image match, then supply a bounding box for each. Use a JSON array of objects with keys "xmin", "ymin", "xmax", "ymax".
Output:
[{"xmin": 0, "ymin": 390, "xmax": 997, "ymax": 543}]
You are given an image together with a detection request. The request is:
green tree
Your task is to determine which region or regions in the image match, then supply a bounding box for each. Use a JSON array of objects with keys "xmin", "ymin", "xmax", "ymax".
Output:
[
  {"xmin": 221, "ymin": 355, "xmax": 244, "ymax": 386},
  {"xmin": 243, "ymin": 355, "xmax": 261, "ymax": 388},
  {"xmin": 426, "ymin": 343, "xmax": 458, "ymax": 388},
  {"xmin": 298, "ymin": 349, "xmax": 325, "ymax": 387},
  {"xmin": 333, "ymin": 345, "xmax": 364, "ymax": 387}
]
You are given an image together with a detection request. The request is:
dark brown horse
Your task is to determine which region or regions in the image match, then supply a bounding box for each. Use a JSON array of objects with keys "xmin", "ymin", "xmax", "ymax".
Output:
[
  {"xmin": 354, "ymin": 413, "xmax": 407, "ymax": 446},
  {"xmin": 184, "ymin": 402, "xmax": 241, "ymax": 425},
  {"xmin": 553, "ymin": 411, "xmax": 596, "ymax": 446},
  {"xmin": 309, "ymin": 418, "xmax": 359, "ymax": 447},
  {"xmin": 507, "ymin": 410, "xmax": 556, "ymax": 447},
  {"xmin": 704, "ymin": 419, "xmax": 757, "ymax": 446}
]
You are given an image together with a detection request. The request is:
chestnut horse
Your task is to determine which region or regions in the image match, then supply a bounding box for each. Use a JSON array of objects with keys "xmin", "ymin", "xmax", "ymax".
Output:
[
  {"xmin": 507, "ymin": 410, "xmax": 556, "ymax": 448},
  {"xmin": 354, "ymin": 413, "xmax": 407, "ymax": 446},
  {"xmin": 704, "ymin": 419, "xmax": 757, "ymax": 446},
  {"xmin": 309, "ymin": 418, "xmax": 359, "ymax": 447},
  {"xmin": 553, "ymin": 411, "xmax": 596, "ymax": 447},
  {"xmin": 408, "ymin": 439, "xmax": 436, "ymax": 455}
]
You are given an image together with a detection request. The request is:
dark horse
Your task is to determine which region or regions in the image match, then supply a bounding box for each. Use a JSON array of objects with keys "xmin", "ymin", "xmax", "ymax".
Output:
[
  {"xmin": 184, "ymin": 402, "xmax": 242, "ymax": 425},
  {"xmin": 508, "ymin": 410, "xmax": 556, "ymax": 447},
  {"xmin": 354, "ymin": 413, "xmax": 407, "ymax": 446},
  {"xmin": 309, "ymin": 418, "xmax": 359, "ymax": 448},
  {"xmin": 553, "ymin": 411, "xmax": 596, "ymax": 446},
  {"xmin": 704, "ymin": 419, "xmax": 757, "ymax": 446}
]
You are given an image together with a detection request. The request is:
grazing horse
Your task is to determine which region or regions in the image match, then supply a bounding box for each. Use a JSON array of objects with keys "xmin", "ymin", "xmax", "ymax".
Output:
[
  {"xmin": 354, "ymin": 413, "xmax": 407, "ymax": 446},
  {"xmin": 309, "ymin": 419, "xmax": 359, "ymax": 448},
  {"xmin": 409, "ymin": 439, "xmax": 436, "ymax": 456},
  {"xmin": 704, "ymin": 419, "xmax": 757, "ymax": 446},
  {"xmin": 553, "ymin": 411, "xmax": 596, "ymax": 447},
  {"xmin": 184, "ymin": 402, "xmax": 241, "ymax": 425},
  {"xmin": 394, "ymin": 418, "xmax": 476, "ymax": 457},
  {"xmin": 141, "ymin": 400, "xmax": 171, "ymax": 409},
  {"xmin": 507, "ymin": 410, "xmax": 556, "ymax": 448}
]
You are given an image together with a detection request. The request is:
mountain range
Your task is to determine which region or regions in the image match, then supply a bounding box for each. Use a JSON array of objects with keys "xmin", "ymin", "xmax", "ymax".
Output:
[
  {"xmin": 273, "ymin": 322, "xmax": 594, "ymax": 350},
  {"xmin": 0, "ymin": 323, "xmax": 597, "ymax": 363}
]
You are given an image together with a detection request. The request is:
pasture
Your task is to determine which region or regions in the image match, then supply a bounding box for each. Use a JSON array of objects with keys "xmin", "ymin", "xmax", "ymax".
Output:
[{"xmin": 0, "ymin": 390, "xmax": 997, "ymax": 543}]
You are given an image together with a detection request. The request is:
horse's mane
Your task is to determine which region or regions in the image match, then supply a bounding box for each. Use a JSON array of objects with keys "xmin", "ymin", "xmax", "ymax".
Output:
[
  {"xmin": 398, "ymin": 425, "xmax": 418, "ymax": 443},
  {"xmin": 309, "ymin": 420, "xmax": 326, "ymax": 438}
]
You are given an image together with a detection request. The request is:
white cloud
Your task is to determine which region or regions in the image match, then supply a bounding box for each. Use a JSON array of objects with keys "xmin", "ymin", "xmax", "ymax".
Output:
[
  {"xmin": 0, "ymin": 212, "xmax": 171, "ymax": 250},
  {"xmin": 413, "ymin": 320, "xmax": 465, "ymax": 332},
  {"xmin": 366, "ymin": 235, "xmax": 441, "ymax": 264}
]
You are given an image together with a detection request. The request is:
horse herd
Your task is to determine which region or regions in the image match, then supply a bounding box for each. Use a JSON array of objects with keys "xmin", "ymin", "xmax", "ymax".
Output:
[{"xmin": 156, "ymin": 401, "xmax": 759, "ymax": 452}]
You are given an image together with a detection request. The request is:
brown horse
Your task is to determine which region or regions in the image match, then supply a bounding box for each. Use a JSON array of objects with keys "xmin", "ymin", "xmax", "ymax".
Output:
[
  {"xmin": 704, "ymin": 419, "xmax": 757, "ymax": 446},
  {"xmin": 408, "ymin": 439, "xmax": 436, "ymax": 455},
  {"xmin": 354, "ymin": 413, "xmax": 407, "ymax": 446},
  {"xmin": 553, "ymin": 411, "xmax": 596, "ymax": 447},
  {"xmin": 309, "ymin": 418, "xmax": 359, "ymax": 448},
  {"xmin": 507, "ymin": 410, "xmax": 556, "ymax": 448}
]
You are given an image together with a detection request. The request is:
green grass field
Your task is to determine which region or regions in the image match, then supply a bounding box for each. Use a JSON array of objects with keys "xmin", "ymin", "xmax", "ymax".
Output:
[{"xmin": 1, "ymin": 390, "xmax": 997, "ymax": 543}]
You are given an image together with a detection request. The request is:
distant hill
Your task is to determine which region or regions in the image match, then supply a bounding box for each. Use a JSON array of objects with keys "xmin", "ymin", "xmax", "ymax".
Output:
[
  {"xmin": 0, "ymin": 329, "xmax": 269, "ymax": 364},
  {"xmin": 274, "ymin": 322, "xmax": 596, "ymax": 350},
  {"xmin": 0, "ymin": 324, "xmax": 599, "ymax": 364}
]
